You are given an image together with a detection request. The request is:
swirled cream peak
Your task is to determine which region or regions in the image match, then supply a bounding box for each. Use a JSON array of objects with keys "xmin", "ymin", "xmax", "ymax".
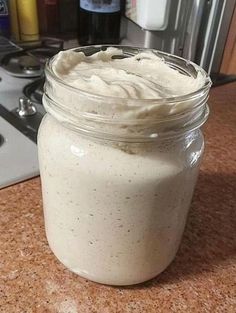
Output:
[{"xmin": 52, "ymin": 47, "xmax": 204, "ymax": 99}]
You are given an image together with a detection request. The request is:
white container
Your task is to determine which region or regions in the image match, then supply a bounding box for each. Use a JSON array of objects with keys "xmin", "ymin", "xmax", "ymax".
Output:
[{"xmin": 126, "ymin": 0, "xmax": 171, "ymax": 30}]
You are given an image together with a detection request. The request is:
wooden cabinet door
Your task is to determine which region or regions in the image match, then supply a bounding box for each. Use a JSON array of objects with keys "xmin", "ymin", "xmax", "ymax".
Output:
[{"xmin": 221, "ymin": 6, "xmax": 236, "ymax": 75}]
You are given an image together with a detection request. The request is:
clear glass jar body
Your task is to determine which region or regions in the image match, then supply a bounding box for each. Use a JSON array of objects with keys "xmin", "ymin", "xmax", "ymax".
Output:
[
  {"xmin": 38, "ymin": 114, "xmax": 204, "ymax": 285},
  {"xmin": 38, "ymin": 45, "xmax": 211, "ymax": 285}
]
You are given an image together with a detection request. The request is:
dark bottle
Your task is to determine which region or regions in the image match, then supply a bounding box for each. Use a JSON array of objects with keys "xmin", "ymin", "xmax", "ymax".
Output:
[
  {"xmin": 37, "ymin": 0, "xmax": 60, "ymax": 36},
  {"xmin": 78, "ymin": 0, "xmax": 121, "ymax": 45},
  {"xmin": 59, "ymin": 0, "xmax": 77, "ymax": 35}
]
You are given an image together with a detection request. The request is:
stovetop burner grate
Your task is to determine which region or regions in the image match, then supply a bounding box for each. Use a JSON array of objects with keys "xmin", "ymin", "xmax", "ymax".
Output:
[
  {"xmin": 1, "ymin": 38, "xmax": 63, "ymax": 78},
  {"xmin": 23, "ymin": 77, "xmax": 45, "ymax": 105}
]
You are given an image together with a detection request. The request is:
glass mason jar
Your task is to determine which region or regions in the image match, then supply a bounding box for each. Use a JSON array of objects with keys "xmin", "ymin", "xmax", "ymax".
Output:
[{"xmin": 38, "ymin": 46, "xmax": 211, "ymax": 286}]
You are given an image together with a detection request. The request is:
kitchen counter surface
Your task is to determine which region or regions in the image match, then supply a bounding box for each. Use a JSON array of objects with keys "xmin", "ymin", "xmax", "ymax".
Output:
[{"xmin": 0, "ymin": 83, "xmax": 236, "ymax": 313}]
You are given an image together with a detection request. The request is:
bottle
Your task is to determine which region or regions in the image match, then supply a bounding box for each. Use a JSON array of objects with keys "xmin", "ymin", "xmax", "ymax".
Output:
[
  {"xmin": 59, "ymin": 0, "xmax": 77, "ymax": 36},
  {"xmin": 17, "ymin": 0, "xmax": 39, "ymax": 41},
  {"xmin": 8, "ymin": 0, "xmax": 20, "ymax": 41},
  {"xmin": 0, "ymin": 0, "xmax": 10, "ymax": 37},
  {"xmin": 37, "ymin": 0, "xmax": 60, "ymax": 36},
  {"xmin": 78, "ymin": 0, "xmax": 121, "ymax": 45}
]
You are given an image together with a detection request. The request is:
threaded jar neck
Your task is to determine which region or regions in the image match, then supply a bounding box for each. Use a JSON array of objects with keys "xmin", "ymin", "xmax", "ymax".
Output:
[{"xmin": 43, "ymin": 45, "xmax": 211, "ymax": 142}]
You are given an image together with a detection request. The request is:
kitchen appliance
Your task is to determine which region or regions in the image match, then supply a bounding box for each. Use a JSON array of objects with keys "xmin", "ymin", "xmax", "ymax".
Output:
[
  {"xmin": 121, "ymin": 0, "xmax": 236, "ymax": 77},
  {"xmin": 0, "ymin": 37, "xmax": 63, "ymax": 188}
]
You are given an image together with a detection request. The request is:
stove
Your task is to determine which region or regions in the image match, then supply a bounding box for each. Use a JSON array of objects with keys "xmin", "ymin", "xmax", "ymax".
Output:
[{"xmin": 0, "ymin": 36, "xmax": 64, "ymax": 188}]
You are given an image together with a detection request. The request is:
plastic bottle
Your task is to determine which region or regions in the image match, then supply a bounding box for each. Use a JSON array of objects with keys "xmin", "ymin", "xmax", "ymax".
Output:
[
  {"xmin": 37, "ymin": 0, "xmax": 60, "ymax": 36},
  {"xmin": 8, "ymin": 0, "xmax": 20, "ymax": 41},
  {"xmin": 17, "ymin": 0, "xmax": 39, "ymax": 41}
]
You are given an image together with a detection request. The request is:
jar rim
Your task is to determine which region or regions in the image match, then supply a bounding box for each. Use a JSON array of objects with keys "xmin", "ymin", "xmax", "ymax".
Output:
[
  {"xmin": 45, "ymin": 44, "xmax": 212, "ymax": 105},
  {"xmin": 43, "ymin": 45, "xmax": 211, "ymax": 141}
]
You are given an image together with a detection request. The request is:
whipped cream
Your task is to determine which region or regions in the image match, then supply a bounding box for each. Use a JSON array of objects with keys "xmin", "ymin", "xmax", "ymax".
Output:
[{"xmin": 52, "ymin": 47, "xmax": 205, "ymax": 99}]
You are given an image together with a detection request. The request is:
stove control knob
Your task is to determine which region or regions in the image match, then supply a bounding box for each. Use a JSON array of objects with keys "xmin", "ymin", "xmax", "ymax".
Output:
[{"xmin": 18, "ymin": 97, "xmax": 37, "ymax": 117}]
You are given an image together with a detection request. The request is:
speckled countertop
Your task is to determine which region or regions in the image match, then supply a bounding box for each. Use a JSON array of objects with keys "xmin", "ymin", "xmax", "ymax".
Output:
[{"xmin": 0, "ymin": 83, "xmax": 236, "ymax": 313}]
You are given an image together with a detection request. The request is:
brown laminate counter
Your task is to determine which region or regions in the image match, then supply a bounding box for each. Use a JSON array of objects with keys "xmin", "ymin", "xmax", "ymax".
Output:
[{"xmin": 0, "ymin": 83, "xmax": 236, "ymax": 313}]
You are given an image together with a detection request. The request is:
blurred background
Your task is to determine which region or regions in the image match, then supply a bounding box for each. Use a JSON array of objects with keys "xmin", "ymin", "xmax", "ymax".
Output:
[{"xmin": 0, "ymin": 0, "xmax": 235, "ymax": 188}]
